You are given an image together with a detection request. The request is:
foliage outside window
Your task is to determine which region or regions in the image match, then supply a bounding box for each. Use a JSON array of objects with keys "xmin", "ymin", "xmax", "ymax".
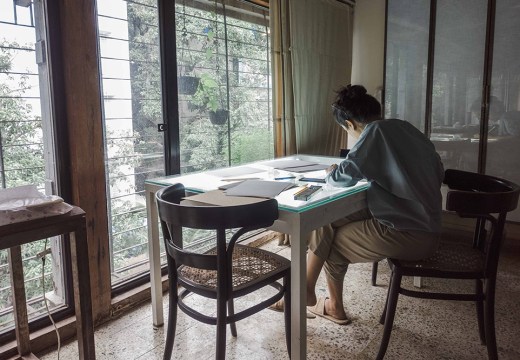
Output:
[
  {"xmin": 97, "ymin": 0, "xmax": 272, "ymax": 286},
  {"xmin": 0, "ymin": 1, "xmax": 64, "ymax": 336}
]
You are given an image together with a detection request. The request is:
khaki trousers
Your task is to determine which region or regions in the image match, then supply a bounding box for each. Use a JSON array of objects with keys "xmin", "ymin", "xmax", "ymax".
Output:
[{"xmin": 308, "ymin": 208, "xmax": 439, "ymax": 282}]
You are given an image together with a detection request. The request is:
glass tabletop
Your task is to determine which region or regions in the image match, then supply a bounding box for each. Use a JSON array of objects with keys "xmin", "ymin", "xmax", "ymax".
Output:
[{"xmin": 146, "ymin": 155, "xmax": 369, "ymax": 213}]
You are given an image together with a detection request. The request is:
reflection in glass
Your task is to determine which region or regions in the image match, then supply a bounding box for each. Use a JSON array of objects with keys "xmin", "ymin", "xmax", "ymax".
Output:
[
  {"xmin": 385, "ymin": 0, "xmax": 430, "ymax": 131},
  {"xmin": 486, "ymin": 0, "xmax": 520, "ymax": 221},
  {"xmin": 430, "ymin": 0, "xmax": 487, "ymax": 172}
]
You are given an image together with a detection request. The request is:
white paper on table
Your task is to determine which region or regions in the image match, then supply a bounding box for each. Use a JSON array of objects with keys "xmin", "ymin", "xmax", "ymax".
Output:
[
  {"xmin": 206, "ymin": 166, "xmax": 264, "ymax": 178},
  {"xmin": 285, "ymin": 164, "xmax": 330, "ymax": 173},
  {"xmin": 224, "ymin": 180, "xmax": 293, "ymax": 198},
  {"xmin": 259, "ymin": 159, "xmax": 317, "ymax": 170}
]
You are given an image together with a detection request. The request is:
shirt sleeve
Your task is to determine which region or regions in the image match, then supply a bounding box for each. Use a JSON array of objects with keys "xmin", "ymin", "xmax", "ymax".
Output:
[{"xmin": 326, "ymin": 157, "xmax": 365, "ymax": 187}]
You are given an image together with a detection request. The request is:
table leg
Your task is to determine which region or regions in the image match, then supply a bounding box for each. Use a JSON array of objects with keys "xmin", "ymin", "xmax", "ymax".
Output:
[
  {"xmin": 71, "ymin": 226, "xmax": 96, "ymax": 360},
  {"xmin": 290, "ymin": 227, "xmax": 307, "ymax": 359},
  {"xmin": 8, "ymin": 246, "xmax": 31, "ymax": 356},
  {"xmin": 146, "ymin": 187, "xmax": 164, "ymax": 327}
]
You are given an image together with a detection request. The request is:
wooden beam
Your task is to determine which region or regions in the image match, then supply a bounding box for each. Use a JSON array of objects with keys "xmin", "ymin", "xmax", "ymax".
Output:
[{"xmin": 56, "ymin": 0, "xmax": 111, "ymax": 325}]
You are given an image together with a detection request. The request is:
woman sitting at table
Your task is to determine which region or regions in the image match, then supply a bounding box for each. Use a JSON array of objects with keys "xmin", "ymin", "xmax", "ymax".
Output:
[{"xmin": 303, "ymin": 84, "xmax": 444, "ymax": 324}]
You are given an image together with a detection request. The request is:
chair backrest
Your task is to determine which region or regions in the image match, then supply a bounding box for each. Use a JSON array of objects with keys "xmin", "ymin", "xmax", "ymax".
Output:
[
  {"xmin": 443, "ymin": 169, "xmax": 520, "ymax": 276},
  {"xmin": 155, "ymin": 183, "xmax": 279, "ymax": 273}
]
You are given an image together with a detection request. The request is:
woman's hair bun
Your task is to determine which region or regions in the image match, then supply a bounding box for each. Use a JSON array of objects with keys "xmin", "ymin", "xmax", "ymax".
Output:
[{"xmin": 345, "ymin": 84, "xmax": 367, "ymax": 99}]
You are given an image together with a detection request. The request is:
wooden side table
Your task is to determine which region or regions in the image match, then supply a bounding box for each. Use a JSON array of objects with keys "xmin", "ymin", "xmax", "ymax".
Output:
[{"xmin": 0, "ymin": 206, "xmax": 95, "ymax": 359}]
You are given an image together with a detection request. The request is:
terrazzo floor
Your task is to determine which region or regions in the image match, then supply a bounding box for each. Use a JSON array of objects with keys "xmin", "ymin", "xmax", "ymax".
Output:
[{"xmin": 40, "ymin": 237, "xmax": 520, "ymax": 360}]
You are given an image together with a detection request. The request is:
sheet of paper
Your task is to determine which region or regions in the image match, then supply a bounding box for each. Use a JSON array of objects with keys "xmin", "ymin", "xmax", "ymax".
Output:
[
  {"xmin": 206, "ymin": 166, "xmax": 263, "ymax": 178},
  {"xmin": 299, "ymin": 169, "xmax": 328, "ymax": 182},
  {"xmin": 286, "ymin": 164, "xmax": 330, "ymax": 172},
  {"xmin": 184, "ymin": 190, "xmax": 267, "ymax": 206},
  {"xmin": 224, "ymin": 180, "xmax": 293, "ymax": 198},
  {"xmin": 259, "ymin": 159, "xmax": 318, "ymax": 170}
]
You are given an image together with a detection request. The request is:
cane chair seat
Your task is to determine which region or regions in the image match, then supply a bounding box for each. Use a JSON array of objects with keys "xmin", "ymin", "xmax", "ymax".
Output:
[{"xmin": 179, "ymin": 244, "xmax": 290, "ymax": 292}]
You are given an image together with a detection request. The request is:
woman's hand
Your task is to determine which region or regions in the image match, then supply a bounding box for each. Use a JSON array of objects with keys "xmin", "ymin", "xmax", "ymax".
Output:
[{"xmin": 326, "ymin": 163, "xmax": 338, "ymax": 174}]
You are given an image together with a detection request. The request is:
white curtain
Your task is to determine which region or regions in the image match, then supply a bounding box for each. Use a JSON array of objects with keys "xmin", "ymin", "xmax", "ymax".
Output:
[
  {"xmin": 289, "ymin": 0, "xmax": 353, "ymax": 155},
  {"xmin": 270, "ymin": 0, "xmax": 353, "ymax": 244}
]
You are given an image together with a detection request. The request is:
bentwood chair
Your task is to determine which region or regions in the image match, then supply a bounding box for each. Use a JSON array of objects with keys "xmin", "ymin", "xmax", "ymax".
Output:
[
  {"xmin": 156, "ymin": 184, "xmax": 291, "ymax": 360},
  {"xmin": 376, "ymin": 169, "xmax": 520, "ymax": 360}
]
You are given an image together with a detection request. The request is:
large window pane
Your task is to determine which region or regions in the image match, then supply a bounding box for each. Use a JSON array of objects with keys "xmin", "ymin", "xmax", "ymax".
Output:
[
  {"xmin": 487, "ymin": 0, "xmax": 520, "ymax": 221},
  {"xmin": 430, "ymin": 0, "xmax": 487, "ymax": 171},
  {"xmin": 97, "ymin": 1, "xmax": 272, "ymax": 285},
  {"xmin": 0, "ymin": 0, "xmax": 64, "ymax": 335},
  {"xmin": 384, "ymin": 0, "xmax": 430, "ymax": 131},
  {"xmin": 176, "ymin": 0, "xmax": 272, "ymax": 173},
  {"xmin": 97, "ymin": 0, "xmax": 165, "ymax": 285}
]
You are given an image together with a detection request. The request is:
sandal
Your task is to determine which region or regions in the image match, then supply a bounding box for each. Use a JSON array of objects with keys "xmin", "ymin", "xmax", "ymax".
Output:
[{"xmin": 307, "ymin": 297, "xmax": 351, "ymax": 325}]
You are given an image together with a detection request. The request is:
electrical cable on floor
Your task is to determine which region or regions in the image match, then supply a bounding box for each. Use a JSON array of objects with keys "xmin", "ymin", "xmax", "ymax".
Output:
[{"xmin": 40, "ymin": 239, "xmax": 61, "ymax": 360}]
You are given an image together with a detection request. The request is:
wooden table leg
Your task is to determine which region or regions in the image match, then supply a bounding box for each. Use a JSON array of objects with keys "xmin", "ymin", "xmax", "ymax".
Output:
[
  {"xmin": 70, "ymin": 226, "xmax": 96, "ymax": 359},
  {"xmin": 8, "ymin": 245, "xmax": 32, "ymax": 357}
]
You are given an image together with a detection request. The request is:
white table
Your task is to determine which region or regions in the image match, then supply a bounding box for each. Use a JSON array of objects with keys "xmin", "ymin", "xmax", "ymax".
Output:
[{"xmin": 144, "ymin": 155, "xmax": 368, "ymax": 359}]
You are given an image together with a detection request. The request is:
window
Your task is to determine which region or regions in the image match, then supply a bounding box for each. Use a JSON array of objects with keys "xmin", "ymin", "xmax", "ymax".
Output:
[
  {"xmin": 385, "ymin": 0, "xmax": 520, "ymax": 221},
  {"xmin": 96, "ymin": 0, "xmax": 272, "ymax": 286},
  {"xmin": 0, "ymin": 0, "xmax": 65, "ymax": 336},
  {"xmin": 174, "ymin": 0, "xmax": 272, "ymax": 172},
  {"xmin": 97, "ymin": 0, "xmax": 165, "ymax": 285}
]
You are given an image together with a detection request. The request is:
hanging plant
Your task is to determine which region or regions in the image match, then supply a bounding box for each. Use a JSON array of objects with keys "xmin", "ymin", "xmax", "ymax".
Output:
[
  {"xmin": 209, "ymin": 109, "xmax": 229, "ymax": 125},
  {"xmin": 178, "ymin": 75, "xmax": 200, "ymax": 96},
  {"xmin": 177, "ymin": 0, "xmax": 200, "ymax": 95}
]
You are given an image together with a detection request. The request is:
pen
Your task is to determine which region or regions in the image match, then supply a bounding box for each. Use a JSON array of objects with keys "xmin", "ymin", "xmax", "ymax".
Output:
[{"xmin": 274, "ymin": 176, "xmax": 296, "ymax": 180}]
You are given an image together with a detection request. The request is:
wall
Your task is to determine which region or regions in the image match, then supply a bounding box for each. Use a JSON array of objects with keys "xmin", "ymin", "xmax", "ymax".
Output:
[
  {"xmin": 349, "ymin": 0, "xmax": 386, "ymax": 147},
  {"xmin": 351, "ymin": 0, "xmax": 385, "ymax": 93}
]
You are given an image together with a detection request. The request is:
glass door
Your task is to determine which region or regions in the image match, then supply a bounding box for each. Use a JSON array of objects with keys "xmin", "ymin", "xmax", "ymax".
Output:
[
  {"xmin": 0, "ymin": 0, "xmax": 65, "ymax": 337},
  {"xmin": 96, "ymin": 0, "xmax": 166, "ymax": 285},
  {"xmin": 430, "ymin": 0, "xmax": 488, "ymax": 172},
  {"xmin": 384, "ymin": 0, "xmax": 430, "ymax": 131},
  {"xmin": 486, "ymin": 0, "xmax": 520, "ymax": 221}
]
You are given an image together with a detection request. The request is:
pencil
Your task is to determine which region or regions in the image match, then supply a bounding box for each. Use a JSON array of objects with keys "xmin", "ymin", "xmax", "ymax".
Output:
[{"xmin": 293, "ymin": 185, "xmax": 308, "ymax": 196}]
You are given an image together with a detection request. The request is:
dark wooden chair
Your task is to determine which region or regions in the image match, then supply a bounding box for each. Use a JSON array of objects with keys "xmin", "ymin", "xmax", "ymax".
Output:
[
  {"xmin": 156, "ymin": 184, "xmax": 291, "ymax": 360},
  {"xmin": 376, "ymin": 169, "xmax": 520, "ymax": 360}
]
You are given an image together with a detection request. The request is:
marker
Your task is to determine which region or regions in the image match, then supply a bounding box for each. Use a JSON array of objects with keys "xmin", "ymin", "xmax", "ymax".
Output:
[{"xmin": 274, "ymin": 176, "xmax": 296, "ymax": 180}]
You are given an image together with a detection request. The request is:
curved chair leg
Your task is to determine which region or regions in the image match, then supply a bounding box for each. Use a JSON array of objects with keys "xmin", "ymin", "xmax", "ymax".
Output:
[
  {"xmin": 216, "ymin": 298, "xmax": 227, "ymax": 360},
  {"xmin": 376, "ymin": 271, "xmax": 402, "ymax": 360},
  {"xmin": 379, "ymin": 270, "xmax": 395, "ymax": 325},
  {"xmin": 163, "ymin": 273, "xmax": 178, "ymax": 360},
  {"xmin": 372, "ymin": 262, "xmax": 379, "ymax": 286},
  {"xmin": 227, "ymin": 300, "xmax": 237, "ymax": 337},
  {"xmin": 484, "ymin": 280, "xmax": 498, "ymax": 360},
  {"xmin": 475, "ymin": 279, "xmax": 485, "ymax": 344},
  {"xmin": 283, "ymin": 275, "xmax": 291, "ymax": 359}
]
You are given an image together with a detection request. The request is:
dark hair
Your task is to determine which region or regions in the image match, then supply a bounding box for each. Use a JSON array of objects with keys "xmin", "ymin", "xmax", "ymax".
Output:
[{"xmin": 332, "ymin": 84, "xmax": 381, "ymax": 126}]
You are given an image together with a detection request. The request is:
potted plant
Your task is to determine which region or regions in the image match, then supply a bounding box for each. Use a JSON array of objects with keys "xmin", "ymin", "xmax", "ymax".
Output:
[
  {"xmin": 177, "ymin": 2, "xmax": 200, "ymax": 95},
  {"xmin": 178, "ymin": 65, "xmax": 200, "ymax": 96}
]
